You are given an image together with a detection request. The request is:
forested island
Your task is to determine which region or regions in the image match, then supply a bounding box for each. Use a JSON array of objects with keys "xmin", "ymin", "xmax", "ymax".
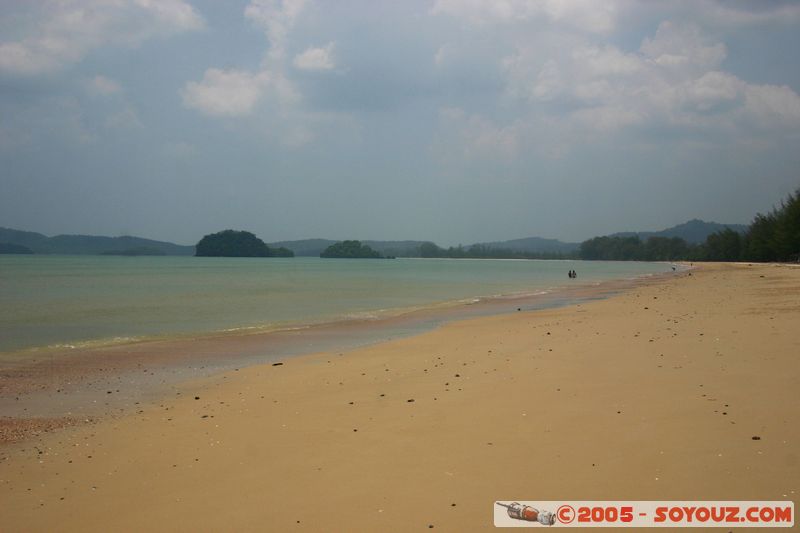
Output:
[
  {"xmin": 320, "ymin": 240, "xmax": 384, "ymax": 258},
  {"xmin": 195, "ymin": 230, "xmax": 293, "ymax": 257},
  {"xmin": 579, "ymin": 188, "xmax": 799, "ymax": 262}
]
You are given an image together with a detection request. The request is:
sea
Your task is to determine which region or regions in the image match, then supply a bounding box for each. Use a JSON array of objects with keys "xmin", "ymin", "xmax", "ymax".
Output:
[{"xmin": 0, "ymin": 255, "xmax": 675, "ymax": 355}]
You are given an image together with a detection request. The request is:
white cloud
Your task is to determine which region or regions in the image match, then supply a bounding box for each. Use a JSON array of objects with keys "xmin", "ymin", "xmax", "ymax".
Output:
[
  {"xmin": 181, "ymin": 69, "xmax": 268, "ymax": 117},
  {"xmin": 87, "ymin": 75, "xmax": 122, "ymax": 96},
  {"xmin": 293, "ymin": 42, "xmax": 336, "ymax": 71},
  {"xmin": 0, "ymin": 0, "xmax": 203, "ymax": 76},
  {"xmin": 437, "ymin": 107, "xmax": 521, "ymax": 159},
  {"xmin": 641, "ymin": 21, "xmax": 726, "ymax": 71},
  {"xmin": 681, "ymin": 71, "xmax": 740, "ymax": 111},
  {"xmin": 183, "ymin": 0, "xmax": 310, "ymax": 123},
  {"xmin": 498, "ymin": 18, "xmax": 800, "ymax": 140},
  {"xmin": 743, "ymin": 84, "xmax": 800, "ymax": 127},
  {"xmin": 245, "ymin": 0, "xmax": 307, "ymax": 61},
  {"xmin": 431, "ymin": 0, "xmax": 616, "ymax": 33}
]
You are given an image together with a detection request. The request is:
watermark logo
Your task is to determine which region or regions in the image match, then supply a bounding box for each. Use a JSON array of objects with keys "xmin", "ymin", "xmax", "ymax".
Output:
[{"xmin": 494, "ymin": 501, "xmax": 794, "ymax": 528}]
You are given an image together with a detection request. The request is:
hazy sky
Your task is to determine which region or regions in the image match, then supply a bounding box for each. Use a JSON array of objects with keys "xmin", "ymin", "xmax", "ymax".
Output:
[{"xmin": 1, "ymin": 0, "xmax": 799, "ymax": 246}]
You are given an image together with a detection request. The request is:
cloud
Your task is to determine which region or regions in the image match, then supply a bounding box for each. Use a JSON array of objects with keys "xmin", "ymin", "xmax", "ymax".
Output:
[
  {"xmin": 86, "ymin": 75, "xmax": 122, "ymax": 96},
  {"xmin": 498, "ymin": 19, "xmax": 800, "ymax": 140},
  {"xmin": 182, "ymin": 0, "xmax": 310, "ymax": 122},
  {"xmin": 245, "ymin": 0, "xmax": 307, "ymax": 61},
  {"xmin": 436, "ymin": 107, "xmax": 521, "ymax": 160},
  {"xmin": 743, "ymin": 84, "xmax": 800, "ymax": 127},
  {"xmin": 431, "ymin": 0, "xmax": 616, "ymax": 33},
  {"xmin": 293, "ymin": 42, "xmax": 336, "ymax": 71},
  {"xmin": 0, "ymin": 0, "xmax": 204, "ymax": 76},
  {"xmin": 181, "ymin": 69, "xmax": 268, "ymax": 117},
  {"xmin": 640, "ymin": 21, "xmax": 726, "ymax": 71}
]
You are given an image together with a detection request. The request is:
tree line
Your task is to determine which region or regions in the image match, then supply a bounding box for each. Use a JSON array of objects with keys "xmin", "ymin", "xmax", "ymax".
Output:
[
  {"xmin": 579, "ymin": 188, "xmax": 800, "ymax": 262},
  {"xmin": 416, "ymin": 242, "xmax": 573, "ymax": 260}
]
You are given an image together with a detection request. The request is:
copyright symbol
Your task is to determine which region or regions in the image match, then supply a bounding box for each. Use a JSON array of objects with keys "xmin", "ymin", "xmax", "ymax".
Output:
[{"xmin": 557, "ymin": 505, "xmax": 575, "ymax": 524}]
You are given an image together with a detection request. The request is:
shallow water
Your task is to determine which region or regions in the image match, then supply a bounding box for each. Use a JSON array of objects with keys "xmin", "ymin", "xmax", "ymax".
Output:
[{"xmin": 0, "ymin": 255, "xmax": 674, "ymax": 354}]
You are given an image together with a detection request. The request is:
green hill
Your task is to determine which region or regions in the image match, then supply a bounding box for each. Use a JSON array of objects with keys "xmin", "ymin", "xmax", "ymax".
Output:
[
  {"xmin": 0, "ymin": 227, "xmax": 194, "ymax": 255},
  {"xmin": 196, "ymin": 230, "xmax": 293, "ymax": 257}
]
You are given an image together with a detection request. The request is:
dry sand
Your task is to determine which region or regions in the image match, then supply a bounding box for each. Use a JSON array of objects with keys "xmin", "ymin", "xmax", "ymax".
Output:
[{"xmin": 0, "ymin": 263, "xmax": 797, "ymax": 531}]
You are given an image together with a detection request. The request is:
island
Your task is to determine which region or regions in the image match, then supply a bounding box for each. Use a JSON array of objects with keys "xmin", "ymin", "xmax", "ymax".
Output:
[
  {"xmin": 320, "ymin": 240, "xmax": 383, "ymax": 258},
  {"xmin": 195, "ymin": 230, "xmax": 294, "ymax": 257}
]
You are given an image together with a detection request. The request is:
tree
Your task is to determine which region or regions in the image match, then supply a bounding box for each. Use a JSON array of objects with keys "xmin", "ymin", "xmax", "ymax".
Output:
[
  {"xmin": 320, "ymin": 240, "xmax": 382, "ymax": 258},
  {"xmin": 418, "ymin": 242, "xmax": 442, "ymax": 258},
  {"xmin": 704, "ymin": 229, "xmax": 742, "ymax": 261}
]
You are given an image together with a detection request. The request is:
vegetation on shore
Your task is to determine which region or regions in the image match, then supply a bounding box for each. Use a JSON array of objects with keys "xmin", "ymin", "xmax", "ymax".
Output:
[
  {"xmin": 320, "ymin": 240, "xmax": 383, "ymax": 258},
  {"xmin": 416, "ymin": 241, "xmax": 573, "ymax": 260},
  {"xmin": 196, "ymin": 230, "xmax": 294, "ymax": 257},
  {"xmin": 579, "ymin": 187, "xmax": 800, "ymax": 262}
]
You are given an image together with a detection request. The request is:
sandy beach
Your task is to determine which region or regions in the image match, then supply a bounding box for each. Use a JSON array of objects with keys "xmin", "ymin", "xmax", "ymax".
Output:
[{"xmin": 1, "ymin": 262, "xmax": 798, "ymax": 531}]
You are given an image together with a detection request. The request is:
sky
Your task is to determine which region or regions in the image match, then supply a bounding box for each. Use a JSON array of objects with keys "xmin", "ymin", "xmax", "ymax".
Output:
[{"xmin": 1, "ymin": 0, "xmax": 799, "ymax": 246}]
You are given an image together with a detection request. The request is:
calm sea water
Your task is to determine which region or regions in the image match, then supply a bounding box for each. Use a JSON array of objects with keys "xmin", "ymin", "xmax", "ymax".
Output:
[{"xmin": 0, "ymin": 255, "xmax": 673, "ymax": 353}]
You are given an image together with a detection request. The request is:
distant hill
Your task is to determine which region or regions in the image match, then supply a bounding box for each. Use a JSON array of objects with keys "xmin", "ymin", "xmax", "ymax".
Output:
[
  {"xmin": 2, "ymin": 218, "xmax": 747, "ymax": 258},
  {"xmin": 0, "ymin": 227, "xmax": 194, "ymax": 255},
  {"xmin": 268, "ymin": 239, "xmax": 337, "ymax": 257},
  {"xmin": 610, "ymin": 219, "xmax": 748, "ymax": 244},
  {"xmin": 472, "ymin": 236, "xmax": 580, "ymax": 254},
  {"xmin": 0, "ymin": 242, "xmax": 34, "ymax": 254}
]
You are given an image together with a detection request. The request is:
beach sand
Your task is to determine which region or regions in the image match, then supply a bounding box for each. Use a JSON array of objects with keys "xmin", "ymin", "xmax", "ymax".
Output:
[{"xmin": 0, "ymin": 263, "xmax": 797, "ymax": 531}]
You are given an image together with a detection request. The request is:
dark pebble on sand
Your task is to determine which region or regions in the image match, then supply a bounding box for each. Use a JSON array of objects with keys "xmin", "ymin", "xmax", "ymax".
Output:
[
  {"xmin": 752, "ymin": 436, "xmax": 761, "ymax": 440},
  {"xmin": 407, "ymin": 399, "xmax": 415, "ymax": 403},
  {"xmin": 272, "ymin": 362, "xmax": 283, "ymax": 366},
  {"xmin": 194, "ymin": 396, "xmax": 200, "ymax": 400}
]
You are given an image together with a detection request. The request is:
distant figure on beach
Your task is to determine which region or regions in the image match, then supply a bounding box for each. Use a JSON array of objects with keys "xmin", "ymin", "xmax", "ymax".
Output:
[{"xmin": 568, "ymin": 270, "xmax": 576, "ymax": 279}]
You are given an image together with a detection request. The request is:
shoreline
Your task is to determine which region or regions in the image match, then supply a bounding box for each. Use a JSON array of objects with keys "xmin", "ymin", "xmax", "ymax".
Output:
[
  {"xmin": 0, "ymin": 269, "xmax": 679, "ymax": 435},
  {"xmin": 0, "ymin": 262, "xmax": 797, "ymax": 530},
  {"xmin": 0, "ymin": 256, "xmax": 677, "ymax": 355}
]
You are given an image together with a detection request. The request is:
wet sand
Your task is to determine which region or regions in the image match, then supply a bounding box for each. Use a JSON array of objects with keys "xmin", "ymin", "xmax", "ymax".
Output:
[{"xmin": 0, "ymin": 263, "xmax": 797, "ymax": 531}]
